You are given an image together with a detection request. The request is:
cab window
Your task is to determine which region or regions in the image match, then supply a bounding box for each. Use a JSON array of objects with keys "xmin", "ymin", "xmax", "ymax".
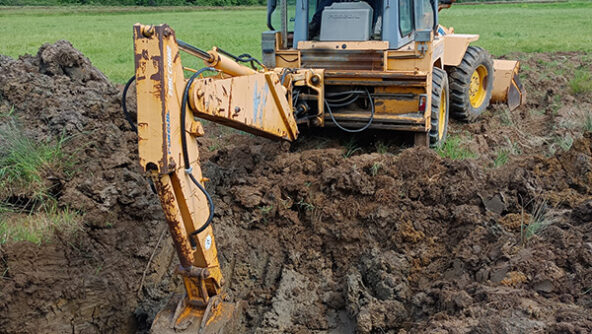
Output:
[
  {"xmin": 399, "ymin": 0, "xmax": 413, "ymax": 37},
  {"xmin": 271, "ymin": 0, "xmax": 297, "ymax": 32},
  {"xmin": 416, "ymin": 0, "xmax": 434, "ymax": 30}
]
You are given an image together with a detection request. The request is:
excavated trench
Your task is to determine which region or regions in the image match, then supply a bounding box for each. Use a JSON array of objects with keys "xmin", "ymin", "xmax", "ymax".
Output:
[{"xmin": 0, "ymin": 42, "xmax": 591, "ymax": 333}]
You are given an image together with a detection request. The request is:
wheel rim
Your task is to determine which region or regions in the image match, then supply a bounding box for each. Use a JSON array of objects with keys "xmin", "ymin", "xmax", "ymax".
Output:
[
  {"xmin": 438, "ymin": 88, "xmax": 447, "ymax": 140},
  {"xmin": 469, "ymin": 65, "xmax": 488, "ymax": 108}
]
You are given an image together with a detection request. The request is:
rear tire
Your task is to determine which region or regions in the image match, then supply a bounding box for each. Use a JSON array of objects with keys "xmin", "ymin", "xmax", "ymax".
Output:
[
  {"xmin": 447, "ymin": 46, "xmax": 494, "ymax": 122},
  {"xmin": 429, "ymin": 67, "xmax": 449, "ymax": 148}
]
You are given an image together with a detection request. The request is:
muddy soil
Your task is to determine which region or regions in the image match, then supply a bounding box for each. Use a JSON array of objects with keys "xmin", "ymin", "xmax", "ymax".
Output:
[{"xmin": 0, "ymin": 43, "xmax": 591, "ymax": 333}]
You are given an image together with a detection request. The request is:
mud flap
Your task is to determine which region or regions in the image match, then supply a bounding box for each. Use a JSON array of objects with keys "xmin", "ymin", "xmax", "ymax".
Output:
[{"xmin": 491, "ymin": 59, "xmax": 526, "ymax": 111}]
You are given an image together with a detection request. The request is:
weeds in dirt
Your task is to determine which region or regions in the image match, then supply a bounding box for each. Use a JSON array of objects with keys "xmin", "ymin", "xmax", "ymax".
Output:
[
  {"xmin": 375, "ymin": 141, "xmax": 388, "ymax": 154},
  {"xmin": 521, "ymin": 200, "xmax": 550, "ymax": 244},
  {"xmin": 370, "ymin": 162, "xmax": 382, "ymax": 176},
  {"xmin": 500, "ymin": 108, "xmax": 514, "ymax": 126},
  {"xmin": 0, "ymin": 255, "xmax": 7, "ymax": 280},
  {"xmin": 258, "ymin": 205, "xmax": 273, "ymax": 215},
  {"xmin": 343, "ymin": 138, "xmax": 362, "ymax": 158},
  {"xmin": 584, "ymin": 112, "xmax": 592, "ymax": 133},
  {"xmin": 557, "ymin": 108, "xmax": 592, "ymax": 134},
  {"xmin": 549, "ymin": 95, "xmax": 562, "ymax": 116},
  {"xmin": 436, "ymin": 135, "xmax": 477, "ymax": 160},
  {"xmin": 0, "ymin": 206, "xmax": 82, "ymax": 245},
  {"xmin": 296, "ymin": 199, "xmax": 315, "ymax": 211},
  {"xmin": 569, "ymin": 69, "xmax": 592, "ymax": 95},
  {"xmin": 548, "ymin": 134, "xmax": 574, "ymax": 155},
  {"xmin": 0, "ymin": 117, "xmax": 74, "ymax": 203},
  {"xmin": 0, "ymin": 112, "xmax": 82, "ymax": 245},
  {"xmin": 494, "ymin": 149, "xmax": 509, "ymax": 167},
  {"xmin": 494, "ymin": 139, "xmax": 521, "ymax": 167}
]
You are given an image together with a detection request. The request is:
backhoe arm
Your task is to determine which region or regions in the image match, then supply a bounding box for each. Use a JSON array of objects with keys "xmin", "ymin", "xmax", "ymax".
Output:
[{"xmin": 132, "ymin": 23, "xmax": 304, "ymax": 332}]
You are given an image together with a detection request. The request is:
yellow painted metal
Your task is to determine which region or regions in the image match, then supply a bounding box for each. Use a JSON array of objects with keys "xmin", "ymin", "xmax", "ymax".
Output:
[
  {"xmin": 373, "ymin": 86, "xmax": 426, "ymax": 115},
  {"xmin": 133, "ymin": 23, "xmax": 239, "ymax": 330},
  {"xmin": 188, "ymin": 71, "xmax": 300, "ymax": 141},
  {"xmin": 133, "ymin": 23, "xmax": 313, "ymax": 330},
  {"xmin": 492, "ymin": 59, "xmax": 525, "ymax": 110},
  {"xmin": 438, "ymin": 88, "xmax": 446, "ymax": 140},
  {"xmin": 205, "ymin": 47, "xmax": 258, "ymax": 77},
  {"xmin": 442, "ymin": 33, "xmax": 479, "ymax": 66},
  {"xmin": 469, "ymin": 64, "xmax": 488, "ymax": 108}
]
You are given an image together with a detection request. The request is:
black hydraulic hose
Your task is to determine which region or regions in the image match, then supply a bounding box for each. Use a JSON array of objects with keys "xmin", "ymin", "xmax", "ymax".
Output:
[
  {"xmin": 327, "ymin": 95, "xmax": 360, "ymax": 108},
  {"xmin": 122, "ymin": 75, "xmax": 137, "ymax": 132},
  {"xmin": 280, "ymin": 68, "xmax": 296, "ymax": 85},
  {"xmin": 217, "ymin": 47, "xmax": 264, "ymax": 69},
  {"xmin": 325, "ymin": 90, "xmax": 365, "ymax": 96},
  {"xmin": 181, "ymin": 67, "xmax": 218, "ymax": 247},
  {"xmin": 325, "ymin": 88, "xmax": 375, "ymax": 133}
]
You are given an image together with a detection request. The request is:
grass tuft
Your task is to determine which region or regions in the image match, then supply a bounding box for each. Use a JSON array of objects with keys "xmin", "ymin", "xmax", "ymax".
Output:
[
  {"xmin": 370, "ymin": 162, "xmax": 382, "ymax": 176},
  {"xmin": 494, "ymin": 149, "xmax": 509, "ymax": 167},
  {"xmin": 521, "ymin": 200, "xmax": 550, "ymax": 243},
  {"xmin": 548, "ymin": 134, "xmax": 574, "ymax": 155},
  {"xmin": 0, "ymin": 111, "xmax": 81, "ymax": 245},
  {"xmin": 584, "ymin": 111, "xmax": 592, "ymax": 133},
  {"xmin": 569, "ymin": 69, "xmax": 592, "ymax": 95},
  {"xmin": 0, "ymin": 117, "xmax": 74, "ymax": 203},
  {"xmin": 375, "ymin": 141, "xmax": 388, "ymax": 154},
  {"xmin": 343, "ymin": 137, "xmax": 361, "ymax": 158},
  {"xmin": 0, "ymin": 206, "xmax": 82, "ymax": 245},
  {"xmin": 436, "ymin": 135, "xmax": 477, "ymax": 160}
]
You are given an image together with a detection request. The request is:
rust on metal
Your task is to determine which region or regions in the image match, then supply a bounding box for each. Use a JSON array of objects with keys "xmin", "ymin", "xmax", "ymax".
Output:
[{"xmin": 150, "ymin": 173, "xmax": 194, "ymax": 268}]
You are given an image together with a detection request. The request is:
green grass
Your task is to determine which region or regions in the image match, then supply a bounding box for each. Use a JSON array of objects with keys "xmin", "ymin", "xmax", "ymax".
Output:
[
  {"xmin": 0, "ymin": 206, "xmax": 82, "ymax": 245},
  {"xmin": 374, "ymin": 141, "xmax": 388, "ymax": 154},
  {"xmin": 343, "ymin": 137, "xmax": 361, "ymax": 158},
  {"xmin": 521, "ymin": 200, "xmax": 550, "ymax": 243},
  {"xmin": 584, "ymin": 112, "xmax": 592, "ymax": 133},
  {"xmin": 569, "ymin": 69, "xmax": 592, "ymax": 95},
  {"xmin": 493, "ymin": 149, "xmax": 509, "ymax": 167},
  {"xmin": 0, "ymin": 115, "xmax": 74, "ymax": 202},
  {"xmin": 0, "ymin": 110, "xmax": 80, "ymax": 246},
  {"xmin": 0, "ymin": 1, "xmax": 590, "ymax": 83},
  {"xmin": 0, "ymin": 6, "xmax": 266, "ymax": 83},
  {"xmin": 0, "ymin": 116, "xmax": 74, "ymax": 201},
  {"xmin": 436, "ymin": 135, "xmax": 477, "ymax": 160},
  {"xmin": 439, "ymin": 1, "xmax": 592, "ymax": 56},
  {"xmin": 370, "ymin": 162, "xmax": 382, "ymax": 176}
]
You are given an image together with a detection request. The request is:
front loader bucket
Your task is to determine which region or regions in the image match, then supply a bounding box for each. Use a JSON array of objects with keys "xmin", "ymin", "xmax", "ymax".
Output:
[{"xmin": 491, "ymin": 59, "xmax": 526, "ymax": 111}]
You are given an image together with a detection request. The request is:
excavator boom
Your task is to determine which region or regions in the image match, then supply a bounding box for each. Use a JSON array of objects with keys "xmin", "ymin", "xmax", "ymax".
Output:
[{"xmin": 132, "ymin": 23, "xmax": 305, "ymax": 332}]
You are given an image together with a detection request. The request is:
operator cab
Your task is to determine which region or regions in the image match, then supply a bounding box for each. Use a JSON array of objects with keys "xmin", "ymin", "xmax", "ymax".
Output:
[{"xmin": 266, "ymin": 0, "xmax": 438, "ymax": 50}]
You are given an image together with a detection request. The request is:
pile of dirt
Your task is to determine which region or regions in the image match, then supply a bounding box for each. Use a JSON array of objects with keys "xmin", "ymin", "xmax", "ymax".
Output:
[
  {"xmin": 209, "ymin": 136, "xmax": 592, "ymax": 333},
  {"xmin": 1, "ymin": 42, "xmax": 591, "ymax": 333},
  {"xmin": 0, "ymin": 41, "xmax": 167, "ymax": 333}
]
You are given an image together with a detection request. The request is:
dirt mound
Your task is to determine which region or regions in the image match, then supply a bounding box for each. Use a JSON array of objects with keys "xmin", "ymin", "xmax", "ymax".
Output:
[
  {"xmin": 1, "ymin": 43, "xmax": 591, "ymax": 333},
  {"xmin": 209, "ymin": 136, "xmax": 592, "ymax": 333},
  {"xmin": 0, "ymin": 41, "xmax": 166, "ymax": 333}
]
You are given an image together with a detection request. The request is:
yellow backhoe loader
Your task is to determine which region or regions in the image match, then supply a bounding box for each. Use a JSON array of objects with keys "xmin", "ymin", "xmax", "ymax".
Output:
[{"xmin": 126, "ymin": 0, "xmax": 524, "ymax": 332}]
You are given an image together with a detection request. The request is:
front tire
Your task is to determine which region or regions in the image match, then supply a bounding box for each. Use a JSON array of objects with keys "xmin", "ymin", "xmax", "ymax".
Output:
[
  {"xmin": 447, "ymin": 46, "xmax": 494, "ymax": 122},
  {"xmin": 429, "ymin": 67, "xmax": 449, "ymax": 147}
]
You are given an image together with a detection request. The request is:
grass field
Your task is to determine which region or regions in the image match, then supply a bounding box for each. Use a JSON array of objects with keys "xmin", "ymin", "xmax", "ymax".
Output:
[{"xmin": 0, "ymin": 1, "xmax": 591, "ymax": 83}]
